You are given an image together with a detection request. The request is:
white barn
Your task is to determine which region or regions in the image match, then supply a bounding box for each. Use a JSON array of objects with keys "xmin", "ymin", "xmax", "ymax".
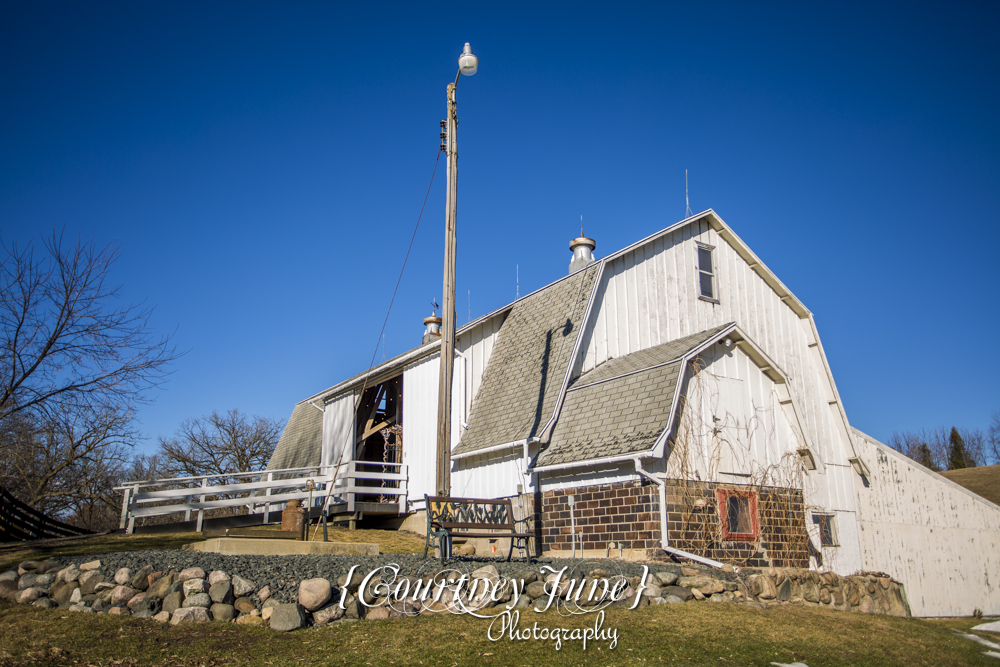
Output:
[{"xmin": 268, "ymin": 209, "xmax": 1000, "ymax": 617}]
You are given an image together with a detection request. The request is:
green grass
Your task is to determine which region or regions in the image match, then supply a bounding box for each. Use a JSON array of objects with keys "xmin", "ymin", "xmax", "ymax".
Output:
[{"xmin": 0, "ymin": 598, "xmax": 997, "ymax": 667}]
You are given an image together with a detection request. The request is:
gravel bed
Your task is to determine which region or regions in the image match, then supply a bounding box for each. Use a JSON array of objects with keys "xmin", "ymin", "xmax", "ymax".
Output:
[{"xmin": 51, "ymin": 551, "xmax": 717, "ymax": 603}]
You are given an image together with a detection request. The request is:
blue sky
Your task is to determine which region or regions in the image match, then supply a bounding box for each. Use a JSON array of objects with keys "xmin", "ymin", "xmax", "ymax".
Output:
[{"xmin": 2, "ymin": 1, "xmax": 998, "ymax": 453}]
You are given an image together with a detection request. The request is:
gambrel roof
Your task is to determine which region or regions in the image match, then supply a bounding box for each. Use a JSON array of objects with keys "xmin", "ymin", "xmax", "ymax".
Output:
[{"xmin": 268, "ymin": 209, "xmax": 857, "ymax": 473}]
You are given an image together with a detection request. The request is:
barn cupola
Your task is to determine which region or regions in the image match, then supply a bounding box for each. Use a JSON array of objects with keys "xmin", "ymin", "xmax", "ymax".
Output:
[
  {"xmin": 422, "ymin": 310, "xmax": 442, "ymax": 345},
  {"xmin": 569, "ymin": 234, "xmax": 596, "ymax": 274}
]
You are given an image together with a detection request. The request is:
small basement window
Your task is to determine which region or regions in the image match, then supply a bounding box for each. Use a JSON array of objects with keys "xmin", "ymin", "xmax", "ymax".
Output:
[
  {"xmin": 717, "ymin": 489, "xmax": 758, "ymax": 540},
  {"xmin": 813, "ymin": 513, "xmax": 838, "ymax": 547},
  {"xmin": 697, "ymin": 243, "xmax": 718, "ymax": 302}
]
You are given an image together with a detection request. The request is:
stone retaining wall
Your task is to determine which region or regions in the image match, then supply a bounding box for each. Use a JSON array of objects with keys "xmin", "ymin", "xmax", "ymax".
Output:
[{"xmin": 0, "ymin": 556, "xmax": 910, "ymax": 631}]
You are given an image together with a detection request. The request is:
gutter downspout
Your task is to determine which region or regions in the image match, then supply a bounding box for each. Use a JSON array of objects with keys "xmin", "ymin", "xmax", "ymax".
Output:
[{"xmin": 633, "ymin": 458, "xmax": 730, "ymax": 571}]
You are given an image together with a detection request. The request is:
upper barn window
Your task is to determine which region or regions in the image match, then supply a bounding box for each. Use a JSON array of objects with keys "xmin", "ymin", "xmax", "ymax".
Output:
[{"xmin": 697, "ymin": 243, "xmax": 718, "ymax": 302}]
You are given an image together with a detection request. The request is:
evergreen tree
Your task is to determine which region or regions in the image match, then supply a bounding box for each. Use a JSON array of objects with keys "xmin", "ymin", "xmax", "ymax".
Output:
[
  {"xmin": 947, "ymin": 427, "xmax": 970, "ymax": 470},
  {"xmin": 914, "ymin": 443, "xmax": 939, "ymax": 471}
]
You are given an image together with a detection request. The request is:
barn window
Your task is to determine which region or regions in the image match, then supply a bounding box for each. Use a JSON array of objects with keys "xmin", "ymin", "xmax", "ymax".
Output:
[
  {"xmin": 697, "ymin": 243, "xmax": 718, "ymax": 302},
  {"xmin": 717, "ymin": 489, "xmax": 758, "ymax": 540},
  {"xmin": 813, "ymin": 513, "xmax": 838, "ymax": 547}
]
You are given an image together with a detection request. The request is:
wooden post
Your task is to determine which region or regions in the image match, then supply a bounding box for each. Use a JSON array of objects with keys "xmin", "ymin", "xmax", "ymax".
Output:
[
  {"xmin": 263, "ymin": 471, "xmax": 273, "ymax": 524},
  {"xmin": 196, "ymin": 478, "xmax": 207, "ymax": 533},
  {"xmin": 436, "ymin": 78, "xmax": 459, "ymax": 498},
  {"xmin": 118, "ymin": 487, "xmax": 132, "ymax": 530}
]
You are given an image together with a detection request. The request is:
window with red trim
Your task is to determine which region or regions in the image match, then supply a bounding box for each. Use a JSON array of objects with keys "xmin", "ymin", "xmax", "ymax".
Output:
[{"xmin": 717, "ymin": 489, "xmax": 758, "ymax": 540}]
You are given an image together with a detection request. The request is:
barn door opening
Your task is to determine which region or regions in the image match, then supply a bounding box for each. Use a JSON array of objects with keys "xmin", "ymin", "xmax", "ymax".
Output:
[{"xmin": 354, "ymin": 376, "xmax": 403, "ymax": 502}]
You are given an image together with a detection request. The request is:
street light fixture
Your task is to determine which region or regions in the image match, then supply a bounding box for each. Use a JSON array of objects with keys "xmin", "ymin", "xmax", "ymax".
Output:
[{"xmin": 436, "ymin": 43, "xmax": 478, "ymax": 498}]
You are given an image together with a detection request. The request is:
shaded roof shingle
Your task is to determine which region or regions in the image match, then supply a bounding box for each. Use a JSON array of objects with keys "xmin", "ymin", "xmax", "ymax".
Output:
[
  {"xmin": 453, "ymin": 265, "xmax": 600, "ymax": 456},
  {"xmin": 534, "ymin": 323, "xmax": 734, "ymax": 468}
]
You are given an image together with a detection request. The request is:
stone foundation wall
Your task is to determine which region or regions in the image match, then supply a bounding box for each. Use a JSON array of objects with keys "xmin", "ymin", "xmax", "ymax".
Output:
[{"xmin": 541, "ymin": 480, "xmax": 660, "ymax": 553}]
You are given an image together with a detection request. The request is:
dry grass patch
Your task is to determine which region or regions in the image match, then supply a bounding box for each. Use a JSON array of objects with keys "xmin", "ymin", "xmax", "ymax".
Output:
[
  {"xmin": 0, "ymin": 533, "xmax": 200, "ymax": 572},
  {"xmin": 1, "ymin": 599, "xmax": 997, "ymax": 667}
]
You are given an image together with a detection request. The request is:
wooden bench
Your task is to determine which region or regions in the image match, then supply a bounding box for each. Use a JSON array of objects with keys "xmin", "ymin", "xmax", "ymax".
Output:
[{"xmin": 423, "ymin": 495, "xmax": 532, "ymax": 562}]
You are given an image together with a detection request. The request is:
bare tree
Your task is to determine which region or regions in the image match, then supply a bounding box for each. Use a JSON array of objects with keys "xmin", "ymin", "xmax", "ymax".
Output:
[
  {"xmin": 0, "ymin": 230, "xmax": 178, "ymax": 422},
  {"xmin": 988, "ymin": 410, "xmax": 1000, "ymax": 465},
  {"xmin": 0, "ymin": 403, "xmax": 135, "ymax": 528},
  {"xmin": 157, "ymin": 409, "xmax": 283, "ymax": 482}
]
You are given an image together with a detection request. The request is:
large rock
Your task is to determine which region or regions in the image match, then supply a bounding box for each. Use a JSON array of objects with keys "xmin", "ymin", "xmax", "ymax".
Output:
[
  {"xmin": 236, "ymin": 615, "xmax": 265, "ymax": 626},
  {"xmin": 859, "ymin": 595, "xmax": 876, "ymax": 614},
  {"xmin": 133, "ymin": 596, "xmax": 162, "ymax": 614},
  {"xmin": 171, "ymin": 607, "xmax": 211, "ymax": 624},
  {"xmin": 79, "ymin": 571, "xmax": 106, "ymax": 595},
  {"xmin": 148, "ymin": 573, "xmax": 176, "ymax": 599},
  {"xmin": 209, "ymin": 581, "xmax": 234, "ymax": 605},
  {"xmin": 207, "ymin": 570, "xmax": 230, "ymax": 586},
  {"xmin": 183, "ymin": 579, "xmax": 207, "ymax": 598},
  {"xmin": 211, "ymin": 603, "xmax": 236, "ymax": 622},
  {"xmin": 177, "ymin": 567, "xmax": 206, "ymax": 582},
  {"xmin": 111, "ymin": 586, "xmax": 141, "ymax": 605},
  {"xmin": 776, "ymin": 578, "xmax": 792, "ymax": 601},
  {"xmin": 256, "ymin": 585, "xmax": 271, "ymax": 602},
  {"xmin": 471, "ymin": 565, "xmax": 500, "ymax": 584},
  {"xmin": 69, "ymin": 588, "xmax": 83, "ymax": 605},
  {"xmin": 114, "ymin": 568, "xmax": 133, "ymax": 586},
  {"xmin": 0, "ymin": 570, "xmax": 17, "ymax": 583},
  {"xmin": 18, "ymin": 561, "xmax": 41, "ymax": 575},
  {"xmin": 312, "ymin": 604, "xmax": 345, "ymax": 624},
  {"xmin": 17, "ymin": 588, "xmax": 45, "ymax": 604},
  {"xmin": 234, "ymin": 597, "xmax": 256, "ymax": 614},
  {"xmin": 57, "ymin": 565, "xmax": 80, "ymax": 584},
  {"xmin": 18, "ymin": 574, "xmax": 38, "ymax": 590},
  {"xmin": 33, "ymin": 598, "xmax": 58, "ymax": 609},
  {"xmin": 525, "ymin": 581, "xmax": 546, "ymax": 599},
  {"xmin": 131, "ymin": 565, "xmax": 154, "ymax": 592},
  {"xmin": 79, "ymin": 560, "xmax": 101, "ymax": 572},
  {"xmin": 162, "ymin": 592, "xmax": 184, "ymax": 614},
  {"xmin": 49, "ymin": 580, "xmax": 78, "ymax": 605},
  {"xmin": 660, "ymin": 586, "xmax": 694, "ymax": 601},
  {"xmin": 269, "ymin": 603, "xmax": 305, "ymax": 632},
  {"xmin": 366, "ymin": 606, "xmax": 389, "ymax": 620},
  {"xmin": 34, "ymin": 573, "xmax": 55, "ymax": 588},
  {"xmin": 231, "ymin": 575, "xmax": 255, "ymax": 598},
  {"xmin": 183, "ymin": 593, "xmax": 212, "ymax": 609},
  {"xmin": 653, "ymin": 571, "xmax": 679, "ymax": 587},
  {"xmin": 298, "ymin": 578, "xmax": 332, "ymax": 611},
  {"xmin": 802, "ymin": 580, "xmax": 820, "ymax": 603},
  {"xmin": 337, "ymin": 570, "xmax": 365, "ymax": 593},
  {"xmin": 153, "ymin": 611, "xmax": 171, "ymax": 623}
]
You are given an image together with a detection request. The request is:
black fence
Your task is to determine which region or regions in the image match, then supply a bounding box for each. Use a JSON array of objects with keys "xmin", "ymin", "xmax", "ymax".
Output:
[{"xmin": 0, "ymin": 487, "xmax": 93, "ymax": 542}]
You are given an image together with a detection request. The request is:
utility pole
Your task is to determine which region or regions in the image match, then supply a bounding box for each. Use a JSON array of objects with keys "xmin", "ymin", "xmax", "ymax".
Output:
[{"xmin": 436, "ymin": 43, "xmax": 478, "ymax": 498}]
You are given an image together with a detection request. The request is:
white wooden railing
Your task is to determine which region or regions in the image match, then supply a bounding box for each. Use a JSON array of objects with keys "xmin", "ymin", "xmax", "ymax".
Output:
[{"xmin": 115, "ymin": 461, "xmax": 408, "ymax": 534}]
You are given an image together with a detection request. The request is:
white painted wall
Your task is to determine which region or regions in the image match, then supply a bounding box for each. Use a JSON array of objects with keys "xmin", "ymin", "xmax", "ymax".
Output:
[
  {"xmin": 401, "ymin": 352, "xmax": 466, "ymax": 505},
  {"xmin": 452, "ymin": 448, "xmax": 530, "ymax": 499},
  {"xmin": 456, "ymin": 313, "xmax": 505, "ymax": 417},
  {"xmin": 852, "ymin": 430, "xmax": 1000, "ymax": 617},
  {"xmin": 321, "ymin": 392, "xmax": 355, "ymax": 469}
]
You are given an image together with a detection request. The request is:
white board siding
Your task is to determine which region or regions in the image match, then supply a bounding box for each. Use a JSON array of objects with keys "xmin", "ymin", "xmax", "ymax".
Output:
[
  {"xmin": 581, "ymin": 223, "xmax": 854, "ymax": 479},
  {"xmin": 452, "ymin": 449, "xmax": 528, "ymax": 499},
  {"xmin": 456, "ymin": 314, "xmax": 504, "ymax": 418},
  {"xmin": 852, "ymin": 431, "xmax": 1000, "ymax": 617},
  {"xmin": 401, "ymin": 353, "xmax": 465, "ymax": 503},
  {"xmin": 539, "ymin": 462, "xmax": 638, "ymax": 492},
  {"xmin": 321, "ymin": 392, "xmax": 355, "ymax": 469}
]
